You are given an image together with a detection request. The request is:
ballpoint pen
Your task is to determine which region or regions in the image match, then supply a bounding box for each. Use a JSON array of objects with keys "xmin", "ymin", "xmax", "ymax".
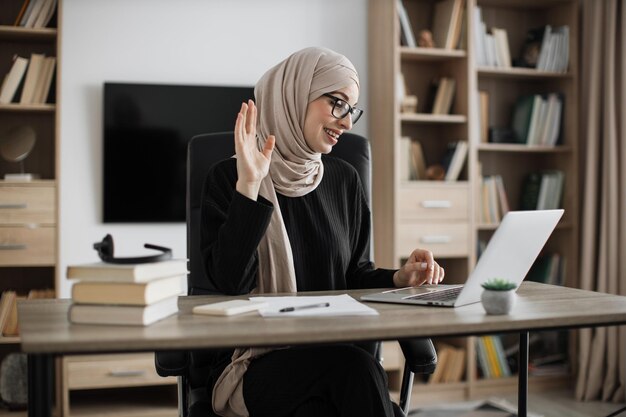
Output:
[{"xmin": 278, "ymin": 302, "xmax": 331, "ymax": 313}]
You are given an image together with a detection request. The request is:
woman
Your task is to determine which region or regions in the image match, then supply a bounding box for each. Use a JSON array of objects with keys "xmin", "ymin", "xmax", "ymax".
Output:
[{"xmin": 201, "ymin": 47, "xmax": 444, "ymax": 417}]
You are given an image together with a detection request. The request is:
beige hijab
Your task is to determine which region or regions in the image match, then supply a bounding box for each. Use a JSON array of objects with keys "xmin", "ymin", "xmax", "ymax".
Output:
[{"xmin": 212, "ymin": 47, "xmax": 360, "ymax": 417}]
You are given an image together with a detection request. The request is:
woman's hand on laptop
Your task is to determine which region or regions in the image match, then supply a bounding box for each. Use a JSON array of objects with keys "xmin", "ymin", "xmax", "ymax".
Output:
[{"xmin": 393, "ymin": 249, "xmax": 444, "ymax": 287}]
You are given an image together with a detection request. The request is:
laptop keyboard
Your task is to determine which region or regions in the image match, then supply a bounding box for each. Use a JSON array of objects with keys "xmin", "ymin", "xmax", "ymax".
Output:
[{"xmin": 406, "ymin": 286, "xmax": 463, "ymax": 302}]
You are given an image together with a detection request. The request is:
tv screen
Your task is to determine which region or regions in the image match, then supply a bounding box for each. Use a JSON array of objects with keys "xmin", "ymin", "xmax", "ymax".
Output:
[{"xmin": 103, "ymin": 82, "xmax": 254, "ymax": 222}]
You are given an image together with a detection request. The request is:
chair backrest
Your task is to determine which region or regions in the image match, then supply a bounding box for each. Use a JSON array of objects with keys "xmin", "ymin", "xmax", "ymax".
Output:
[{"xmin": 186, "ymin": 131, "xmax": 371, "ymax": 295}]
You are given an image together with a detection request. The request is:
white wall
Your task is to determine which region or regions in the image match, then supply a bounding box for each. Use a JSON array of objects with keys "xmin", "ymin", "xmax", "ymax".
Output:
[{"xmin": 59, "ymin": 0, "xmax": 368, "ymax": 297}]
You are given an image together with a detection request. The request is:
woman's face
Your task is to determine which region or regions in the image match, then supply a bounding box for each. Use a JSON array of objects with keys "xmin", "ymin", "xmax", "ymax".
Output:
[{"xmin": 303, "ymin": 83, "xmax": 360, "ymax": 154}]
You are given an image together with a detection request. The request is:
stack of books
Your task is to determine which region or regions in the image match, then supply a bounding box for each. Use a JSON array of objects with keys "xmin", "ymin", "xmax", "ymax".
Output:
[
  {"xmin": 0, "ymin": 53, "xmax": 57, "ymax": 105},
  {"xmin": 475, "ymin": 335, "xmax": 512, "ymax": 379},
  {"xmin": 14, "ymin": 0, "xmax": 57, "ymax": 29},
  {"xmin": 0, "ymin": 289, "xmax": 54, "ymax": 338},
  {"xmin": 67, "ymin": 259, "xmax": 186, "ymax": 326},
  {"xmin": 511, "ymin": 93, "xmax": 564, "ymax": 146},
  {"xmin": 429, "ymin": 342, "xmax": 466, "ymax": 384}
]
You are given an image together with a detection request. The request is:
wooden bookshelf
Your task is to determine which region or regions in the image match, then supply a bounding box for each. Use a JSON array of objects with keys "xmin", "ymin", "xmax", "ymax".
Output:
[
  {"xmin": 369, "ymin": 0, "xmax": 579, "ymax": 403},
  {"xmin": 0, "ymin": 5, "xmax": 61, "ymax": 415}
]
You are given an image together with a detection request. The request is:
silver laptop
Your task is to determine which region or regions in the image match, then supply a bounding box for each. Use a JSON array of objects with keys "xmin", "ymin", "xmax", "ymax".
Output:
[{"xmin": 361, "ymin": 209, "xmax": 564, "ymax": 307}]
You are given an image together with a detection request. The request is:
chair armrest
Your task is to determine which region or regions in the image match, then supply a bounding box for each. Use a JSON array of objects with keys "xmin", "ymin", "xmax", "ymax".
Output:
[
  {"xmin": 398, "ymin": 338, "xmax": 437, "ymax": 374},
  {"xmin": 154, "ymin": 351, "xmax": 190, "ymax": 377}
]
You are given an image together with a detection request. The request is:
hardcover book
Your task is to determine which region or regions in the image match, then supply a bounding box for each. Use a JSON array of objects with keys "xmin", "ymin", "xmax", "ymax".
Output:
[
  {"xmin": 66, "ymin": 259, "xmax": 187, "ymax": 283},
  {"xmin": 68, "ymin": 295, "xmax": 179, "ymax": 326},
  {"xmin": 71, "ymin": 275, "xmax": 184, "ymax": 306}
]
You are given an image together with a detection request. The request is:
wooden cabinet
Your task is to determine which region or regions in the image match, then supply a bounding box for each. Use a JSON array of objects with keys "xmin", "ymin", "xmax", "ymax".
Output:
[
  {"xmin": 0, "ymin": 181, "xmax": 56, "ymax": 266},
  {"xmin": 60, "ymin": 353, "xmax": 177, "ymax": 417},
  {"xmin": 369, "ymin": 0, "xmax": 579, "ymax": 407}
]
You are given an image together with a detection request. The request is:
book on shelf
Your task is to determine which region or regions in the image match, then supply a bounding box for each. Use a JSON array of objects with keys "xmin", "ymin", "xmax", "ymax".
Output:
[
  {"xmin": 444, "ymin": 141, "xmax": 467, "ymax": 181},
  {"xmin": 66, "ymin": 258, "xmax": 188, "ymax": 283},
  {"xmin": 431, "ymin": 77, "xmax": 456, "ymax": 114},
  {"xmin": 517, "ymin": 25, "xmax": 569, "ymax": 72},
  {"xmin": 511, "ymin": 93, "xmax": 564, "ymax": 145},
  {"xmin": 526, "ymin": 253, "xmax": 564, "ymax": 286},
  {"xmin": 32, "ymin": 56, "xmax": 56, "ymax": 104},
  {"xmin": 400, "ymin": 137, "xmax": 427, "ymax": 181},
  {"xmin": 494, "ymin": 175, "xmax": 509, "ymax": 215},
  {"xmin": 480, "ymin": 177, "xmax": 492, "ymax": 224},
  {"xmin": 520, "ymin": 170, "xmax": 564, "ymax": 211},
  {"xmin": 22, "ymin": 0, "xmax": 46, "ymax": 28},
  {"xmin": 71, "ymin": 274, "xmax": 184, "ymax": 306},
  {"xmin": 399, "ymin": 136, "xmax": 414, "ymax": 181},
  {"xmin": 2, "ymin": 295, "xmax": 24, "ymax": 337},
  {"xmin": 396, "ymin": 0, "xmax": 416, "ymax": 48},
  {"xmin": 431, "ymin": 0, "xmax": 463, "ymax": 49},
  {"xmin": 480, "ymin": 175, "xmax": 509, "ymax": 224},
  {"xmin": 429, "ymin": 343, "xmax": 465, "ymax": 384},
  {"xmin": 18, "ymin": 0, "xmax": 56, "ymax": 29},
  {"xmin": 19, "ymin": 53, "xmax": 45, "ymax": 104},
  {"xmin": 410, "ymin": 139, "xmax": 427, "ymax": 180},
  {"xmin": 511, "ymin": 95, "xmax": 536, "ymax": 144},
  {"xmin": 491, "ymin": 27, "xmax": 512, "ymax": 68},
  {"xmin": 0, "ymin": 55, "xmax": 29, "ymax": 104},
  {"xmin": 475, "ymin": 336, "xmax": 492, "ymax": 378},
  {"xmin": 32, "ymin": 0, "xmax": 57, "ymax": 29},
  {"xmin": 524, "ymin": 95, "xmax": 545, "ymax": 145},
  {"xmin": 14, "ymin": 0, "xmax": 32, "ymax": 25},
  {"xmin": 520, "ymin": 172, "xmax": 542, "ymax": 210},
  {"xmin": 0, "ymin": 291, "xmax": 17, "ymax": 335},
  {"xmin": 483, "ymin": 32, "xmax": 497, "ymax": 67},
  {"xmin": 476, "ymin": 336, "xmax": 511, "ymax": 379},
  {"xmin": 483, "ymin": 336, "xmax": 501, "ymax": 377},
  {"xmin": 444, "ymin": 346, "xmax": 466, "ymax": 383},
  {"xmin": 472, "ymin": 6, "xmax": 488, "ymax": 66},
  {"xmin": 27, "ymin": 288, "xmax": 55, "ymax": 299},
  {"xmin": 69, "ymin": 294, "xmax": 179, "ymax": 326},
  {"xmin": 491, "ymin": 335, "xmax": 512, "ymax": 377},
  {"xmin": 0, "ymin": 289, "xmax": 54, "ymax": 338},
  {"xmin": 478, "ymin": 27, "xmax": 512, "ymax": 68},
  {"xmin": 429, "ymin": 346, "xmax": 450, "ymax": 383},
  {"xmin": 479, "ymin": 91, "xmax": 489, "ymax": 142}
]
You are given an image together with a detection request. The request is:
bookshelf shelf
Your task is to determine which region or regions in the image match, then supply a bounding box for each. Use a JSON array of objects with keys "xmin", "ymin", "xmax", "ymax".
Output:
[
  {"xmin": 477, "ymin": 144, "xmax": 572, "ymax": 153},
  {"xmin": 400, "ymin": 46, "xmax": 467, "ymax": 61},
  {"xmin": 400, "ymin": 113, "xmax": 467, "ymax": 124},
  {"xmin": 0, "ymin": 410, "xmax": 26, "ymax": 417},
  {"xmin": 0, "ymin": 25, "xmax": 57, "ymax": 40},
  {"xmin": 478, "ymin": 0, "xmax": 571, "ymax": 8},
  {"xmin": 370, "ymin": 0, "xmax": 579, "ymax": 403},
  {"xmin": 477, "ymin": 222, "xmax": 573, "ymax": 231},
  {"xmin": 400, "ymin": 180, "xmax": 470, "ymax": 187},
  {"xmin": 0, "ymin": 336, "xmax": 20, "ymax": 344},
  {"xmin": 0, "ymin": 103, "xmax": 56, "ymax": 112},
  {"xmin": 477, "ymin": 67, "xmax": 573, "ymax": 80}
]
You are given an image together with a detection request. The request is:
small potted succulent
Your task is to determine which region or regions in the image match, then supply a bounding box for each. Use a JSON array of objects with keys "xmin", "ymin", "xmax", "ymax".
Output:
[{"xmin": 480, "ymin": 278, "xmax": 517, "ymax": 315}]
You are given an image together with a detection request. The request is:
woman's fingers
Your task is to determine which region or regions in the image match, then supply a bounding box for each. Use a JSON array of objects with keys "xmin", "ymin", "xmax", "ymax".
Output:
[
  {"xmin": 245, "ymin": 100, "xmax": 256, "ymax": 135},
  {"xmin": 235, "ymin": 102, "xmax": 247, "ymax": 146},
  {"xmin": 263, "ymin": 135, "xmax": 275, "ymax": 159}
]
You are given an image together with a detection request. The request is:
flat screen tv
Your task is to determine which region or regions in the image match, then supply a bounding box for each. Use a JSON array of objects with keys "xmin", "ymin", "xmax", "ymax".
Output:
[{"xmin": 103, "ymin": 82, "xmax": 254, "ymax": 222}]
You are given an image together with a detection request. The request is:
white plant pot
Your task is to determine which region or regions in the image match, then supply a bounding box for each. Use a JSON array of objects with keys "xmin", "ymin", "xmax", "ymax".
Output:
[{"xmin": 481, "ymin": 289, "xmax": 516, "ymax": 315}]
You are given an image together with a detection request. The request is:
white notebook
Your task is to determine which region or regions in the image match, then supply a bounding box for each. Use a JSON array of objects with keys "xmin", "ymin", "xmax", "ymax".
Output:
[{"xmin": 193, "ymin": 299, "xmax": 268, "ymax": 316}]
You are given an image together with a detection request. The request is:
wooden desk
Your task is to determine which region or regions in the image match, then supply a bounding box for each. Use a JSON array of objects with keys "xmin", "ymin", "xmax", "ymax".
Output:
[{"xmin": 19, "ymin": 282, "xmax": 626, "ymax": 417}]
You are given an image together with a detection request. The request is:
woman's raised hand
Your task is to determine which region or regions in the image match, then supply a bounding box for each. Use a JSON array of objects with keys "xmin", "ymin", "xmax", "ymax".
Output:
[
  {"xmin": 234, "ymin": 100, "xmax": 275, "ymax": 200},
  {"xmin": 393, "ymin": 248, "xmax": 445, "ymax": 287}
]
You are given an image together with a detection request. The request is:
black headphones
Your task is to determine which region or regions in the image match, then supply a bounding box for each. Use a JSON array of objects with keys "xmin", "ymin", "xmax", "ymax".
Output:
[{"xmin": 93, "ymin": 234, "xmax": 172, "ymax": 264}]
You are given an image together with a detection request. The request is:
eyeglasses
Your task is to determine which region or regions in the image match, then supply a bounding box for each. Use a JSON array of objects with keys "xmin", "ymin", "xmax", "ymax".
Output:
[{"xmin": 322, "ymin": 93, "xmax": 364, "ymax": 125}]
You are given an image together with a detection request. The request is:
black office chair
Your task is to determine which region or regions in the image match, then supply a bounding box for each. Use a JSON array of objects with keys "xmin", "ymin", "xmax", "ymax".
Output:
[{"xmin": 155, "ymin": 132, "xmax": 437, "ymax": 417}]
